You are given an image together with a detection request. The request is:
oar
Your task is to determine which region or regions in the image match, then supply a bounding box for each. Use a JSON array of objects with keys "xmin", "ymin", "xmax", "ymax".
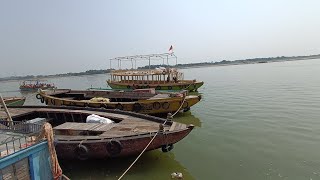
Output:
[{"xmin": 0, "ymin": 93, "xmax": 13, "ymax": 122}]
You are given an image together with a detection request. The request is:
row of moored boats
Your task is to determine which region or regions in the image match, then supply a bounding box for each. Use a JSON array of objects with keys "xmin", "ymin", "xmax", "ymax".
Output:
[{"xmin": 0, "ymin": 53, "xmax": 204, "ymax": 179}]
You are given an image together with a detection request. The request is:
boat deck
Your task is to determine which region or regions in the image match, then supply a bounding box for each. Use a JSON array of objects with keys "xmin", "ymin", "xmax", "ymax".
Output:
[{"xmin": 0, "ymin": 107, "xmax": 187, "ymax": 141}]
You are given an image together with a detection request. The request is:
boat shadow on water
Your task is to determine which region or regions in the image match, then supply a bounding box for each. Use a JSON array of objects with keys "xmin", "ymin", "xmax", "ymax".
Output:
[{"xmin": 60, "ymin": 150, "xmax": 195, "ymax": 180}]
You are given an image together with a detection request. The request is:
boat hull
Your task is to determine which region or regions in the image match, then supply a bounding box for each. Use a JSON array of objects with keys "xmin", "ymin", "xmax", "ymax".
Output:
[
  {"xmin": 55, "ymin": 127, "xmax": 193, "ymax": 159},
  {"xmin": 3, "ymin": 97, "xmax": 26, "ymax": 106},
  {"xmin": 2, "ymin": 106, "xmax": 195, "ymax": 160},
  {"xmin": 39, "ymin": 90, "xmax": 201, "ymax": 115},
  {"xmin": 107, "ymin": 81, "xmax": 204, "ymax": 92}
]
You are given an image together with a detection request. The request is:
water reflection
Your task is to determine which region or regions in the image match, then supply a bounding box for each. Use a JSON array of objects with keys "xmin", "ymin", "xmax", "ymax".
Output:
[
  {"xmin": 174, "ymin": 111, "xmax": 202, "ymax": 127},
  {"xmin": 61, "ymin": 150, "xmax": 194, "ymax": 180}
]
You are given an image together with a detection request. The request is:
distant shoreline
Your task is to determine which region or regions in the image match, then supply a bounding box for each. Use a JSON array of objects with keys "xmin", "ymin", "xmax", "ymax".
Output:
[
  {"xmin": 1, "ymin": 54, "xmax": 319, "ymax": 82},
  {"xmin": 175, "ymin": 56, "xmax": 320, "ymax": 69}
]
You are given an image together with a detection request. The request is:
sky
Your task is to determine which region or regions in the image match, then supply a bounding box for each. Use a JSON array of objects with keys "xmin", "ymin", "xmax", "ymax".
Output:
[{"xmin": 1, "ymin": 0, "xmax": 320, "ymax": 77}]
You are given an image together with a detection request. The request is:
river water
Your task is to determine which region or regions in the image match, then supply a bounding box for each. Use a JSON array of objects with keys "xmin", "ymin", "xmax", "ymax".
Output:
[{"xmin": 1, "ymin": 59, "xmax": 320, "ymax": 180}]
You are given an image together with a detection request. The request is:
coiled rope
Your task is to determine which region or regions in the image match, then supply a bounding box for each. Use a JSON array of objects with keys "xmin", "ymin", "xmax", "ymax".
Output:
[{"xmin": 117, "ymin": 95, "xmax": 187, "ymax": 180}]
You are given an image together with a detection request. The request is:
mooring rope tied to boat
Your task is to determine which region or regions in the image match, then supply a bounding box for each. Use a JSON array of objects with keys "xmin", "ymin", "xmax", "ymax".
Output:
[
  {"xmin": 183, "ymin": 83, "xmax": 193, "ymax": 90},
  {"xmin": 118, "ymin": 95, "xmax": 187, "ymax": 180},
  {"xmin": 172, "ymin": 95, "xmax": 187, "ymax": 117}
]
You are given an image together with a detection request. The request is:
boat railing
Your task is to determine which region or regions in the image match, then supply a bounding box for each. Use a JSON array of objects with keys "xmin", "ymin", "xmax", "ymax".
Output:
[
  {"xmin": 0, "ymin": 120, "xmax": 43, "ymax": 158},
  {"xmin": 0, "ymin": 120, "xmax": 43, "ymax": 135},
  {"xmin": 111, "ymin": 68, "xmax": 179, "ymax": 75}
]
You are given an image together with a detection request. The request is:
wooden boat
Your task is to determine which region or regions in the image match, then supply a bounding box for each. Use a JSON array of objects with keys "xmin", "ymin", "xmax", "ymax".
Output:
[
  {"xmin": 108, "ymin": 53, "xmax": 204, "ymax": 92},
  {"xmin": 3, "ymin": 97, "xmax": 26, "ymax": 106},
  {"xmin": 19, "ymin": 79, "xmax": 56, "ymax": 91},
  {"xmin": 37, "ymin": 88, "xmax": 201, "ymax": 115},
  {"xmin": 0, "ymin": 106, "xmax": 194, "ymax": 160}
]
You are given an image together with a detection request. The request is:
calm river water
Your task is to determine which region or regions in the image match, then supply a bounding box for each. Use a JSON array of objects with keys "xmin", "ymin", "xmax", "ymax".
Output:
[{"xmin": 1, "ymin": 59, "xmax": 320, "ymax": 180}]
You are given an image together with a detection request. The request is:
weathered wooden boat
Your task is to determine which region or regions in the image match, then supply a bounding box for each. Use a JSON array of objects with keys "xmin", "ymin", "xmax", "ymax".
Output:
[
  {"xmin": 0, "ymin": 106, "xmax": 194, "ymax": 160},
  {"xmin": 3, "ymin": 97, "xmax": 26, "ymax": 106},
  {"xmin": 37, "ymin": 88, "xmax": 201, "ymax": 115},
  {"xmin": 108, "ymin": 53, "xmax": 204, "ymax": 92},
  {"xmin": 19, "ymin": 79, "xmax": 56, "ymax": 91}
]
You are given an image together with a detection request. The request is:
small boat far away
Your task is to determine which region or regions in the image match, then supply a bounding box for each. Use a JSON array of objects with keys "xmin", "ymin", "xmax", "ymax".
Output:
[
  {"xmin": 107, "ymin": 53, "xmax": 204, "ymax": 92},
  {"xmin": 19, "ymin": 79, "xmax": 56, "ymax": 91},
  {"xmin": 2, "ymin": 97, "xmax": 26, "ymax": 106}
]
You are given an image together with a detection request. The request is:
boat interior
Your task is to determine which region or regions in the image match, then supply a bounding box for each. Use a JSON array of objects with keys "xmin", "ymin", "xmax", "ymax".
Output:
[
  {"xmin": 0, "ymin": 107, "xmax": 185, "ymax": 141},
  {"xmin": 43, "ymin": 89, "xmax": 185, "ymax": 102}
]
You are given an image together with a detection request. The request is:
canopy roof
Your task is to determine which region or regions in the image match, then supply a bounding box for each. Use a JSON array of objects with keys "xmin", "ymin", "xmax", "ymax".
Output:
[
  {"xmin": 109, "ymin": 52, "xmax": 177, "ymax": 69},
  {"xmin": 111, "ymin": 68, "xmax": 181, "ymax": 76},
  {"xmin": 22, "ymin": 79, "xmax": 48, "ymax": 82}
]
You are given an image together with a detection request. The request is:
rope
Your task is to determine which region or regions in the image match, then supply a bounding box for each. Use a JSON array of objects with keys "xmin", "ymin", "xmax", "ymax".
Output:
[
  {"xmin": 172, "ymin": 94, "xmax": 187, "ymax": 117},
  {"xmin": 38, "ymin": 123, "xmax": 63, "ymax": 180},
  {"xmin": 118, "ymin": 95, "xmax": 187, "ymax": 179},
  {"xmin": 117, "ymin": 124, "xmax": 165, "ymax": 180},
  {"xmin": 183, "ymin": 83, "xmax": 192, "ymax": 90}
]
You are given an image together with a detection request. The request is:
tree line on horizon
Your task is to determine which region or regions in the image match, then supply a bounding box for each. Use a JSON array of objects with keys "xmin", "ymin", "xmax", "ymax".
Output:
[{"xmin": 1, "ymin": 54, "xmax": 319, "ymax": 81}]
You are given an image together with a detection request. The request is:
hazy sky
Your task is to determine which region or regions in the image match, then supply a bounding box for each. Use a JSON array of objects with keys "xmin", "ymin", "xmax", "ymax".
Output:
[{"xmin": 1, "ymin": 0, "xmax": 320, "ymax": 77}]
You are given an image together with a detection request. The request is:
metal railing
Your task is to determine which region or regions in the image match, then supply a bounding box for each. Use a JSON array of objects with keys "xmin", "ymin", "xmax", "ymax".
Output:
[
  {"xmin": 0, "ymin": 120, "xmax": 42, "ymax": 135},
  {"xmin": 0, "ymin": 120, "xmax": 43, "ymax": 158}
]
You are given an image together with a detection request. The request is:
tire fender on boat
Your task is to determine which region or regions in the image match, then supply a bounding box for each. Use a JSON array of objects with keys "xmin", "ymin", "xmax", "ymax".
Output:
[
  {"xmin": 155, "ymin": 86, "xmax": 161, "ymax": 90},
  {"xmin": 153, "ymin": 102, "xmax": 161, "ymax": 110},
  {"xmin": 36, "ymin": 94, "xmax": 42, "ymax": 99},
  {"xmin": 168, "ymin": 86, "xmax": 173, "ymax": 90},
  {"xmin": 161, "ymin": 144, "xmax": 174, "ymax": 152},
  {"xmin": 182, "ymin": 101, "xmax": 189, "ymax": 109},
  {"xmin": 115, "ymin": 103, "xmax": 124, "ymax": 110},
  {"xmin": 74, "ymin": 144, "xmax": 89, "ymax": 160},
  {"xmin": 133, "ymin": 103, "xmax": 142, "ymax": 112},
  {"xmin": 40, "ymin": 97, "xmax": 45, "ymax": 103},
  {"xmin": 106, "ymin": 140, "xmax": 122, "ymax": 157},
  {"xmin": 162, "ymin": 102, "xmax": 170, "ymax": 110}
]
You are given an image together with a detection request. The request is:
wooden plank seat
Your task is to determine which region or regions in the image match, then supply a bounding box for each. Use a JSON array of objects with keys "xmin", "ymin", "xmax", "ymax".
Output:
[
  {"xmin": 53, "ymin": 122, "xmax": 116, "ymax": 136},
  {"xmin": 54, "ymin": 122, "xmax": 102, "ymax": 131}
]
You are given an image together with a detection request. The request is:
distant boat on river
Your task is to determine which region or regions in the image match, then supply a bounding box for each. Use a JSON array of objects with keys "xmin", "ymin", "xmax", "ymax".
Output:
[
  {"xmin": 3, "ymin": 97, "xmax": 26, "ymax": 106},
  {"xmin": 19, "ymin": 79, "xmax": 56, "ymax": 91},
  {"xmin": 107, "ymin": 53, "xmax": 204, "ymax": 92}
]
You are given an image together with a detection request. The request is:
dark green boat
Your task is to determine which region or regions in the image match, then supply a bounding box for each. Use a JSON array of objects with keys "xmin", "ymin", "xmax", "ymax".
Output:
[{"xmin": 3, "ymin": 97, "xmax": 26, "ymax": 106}]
